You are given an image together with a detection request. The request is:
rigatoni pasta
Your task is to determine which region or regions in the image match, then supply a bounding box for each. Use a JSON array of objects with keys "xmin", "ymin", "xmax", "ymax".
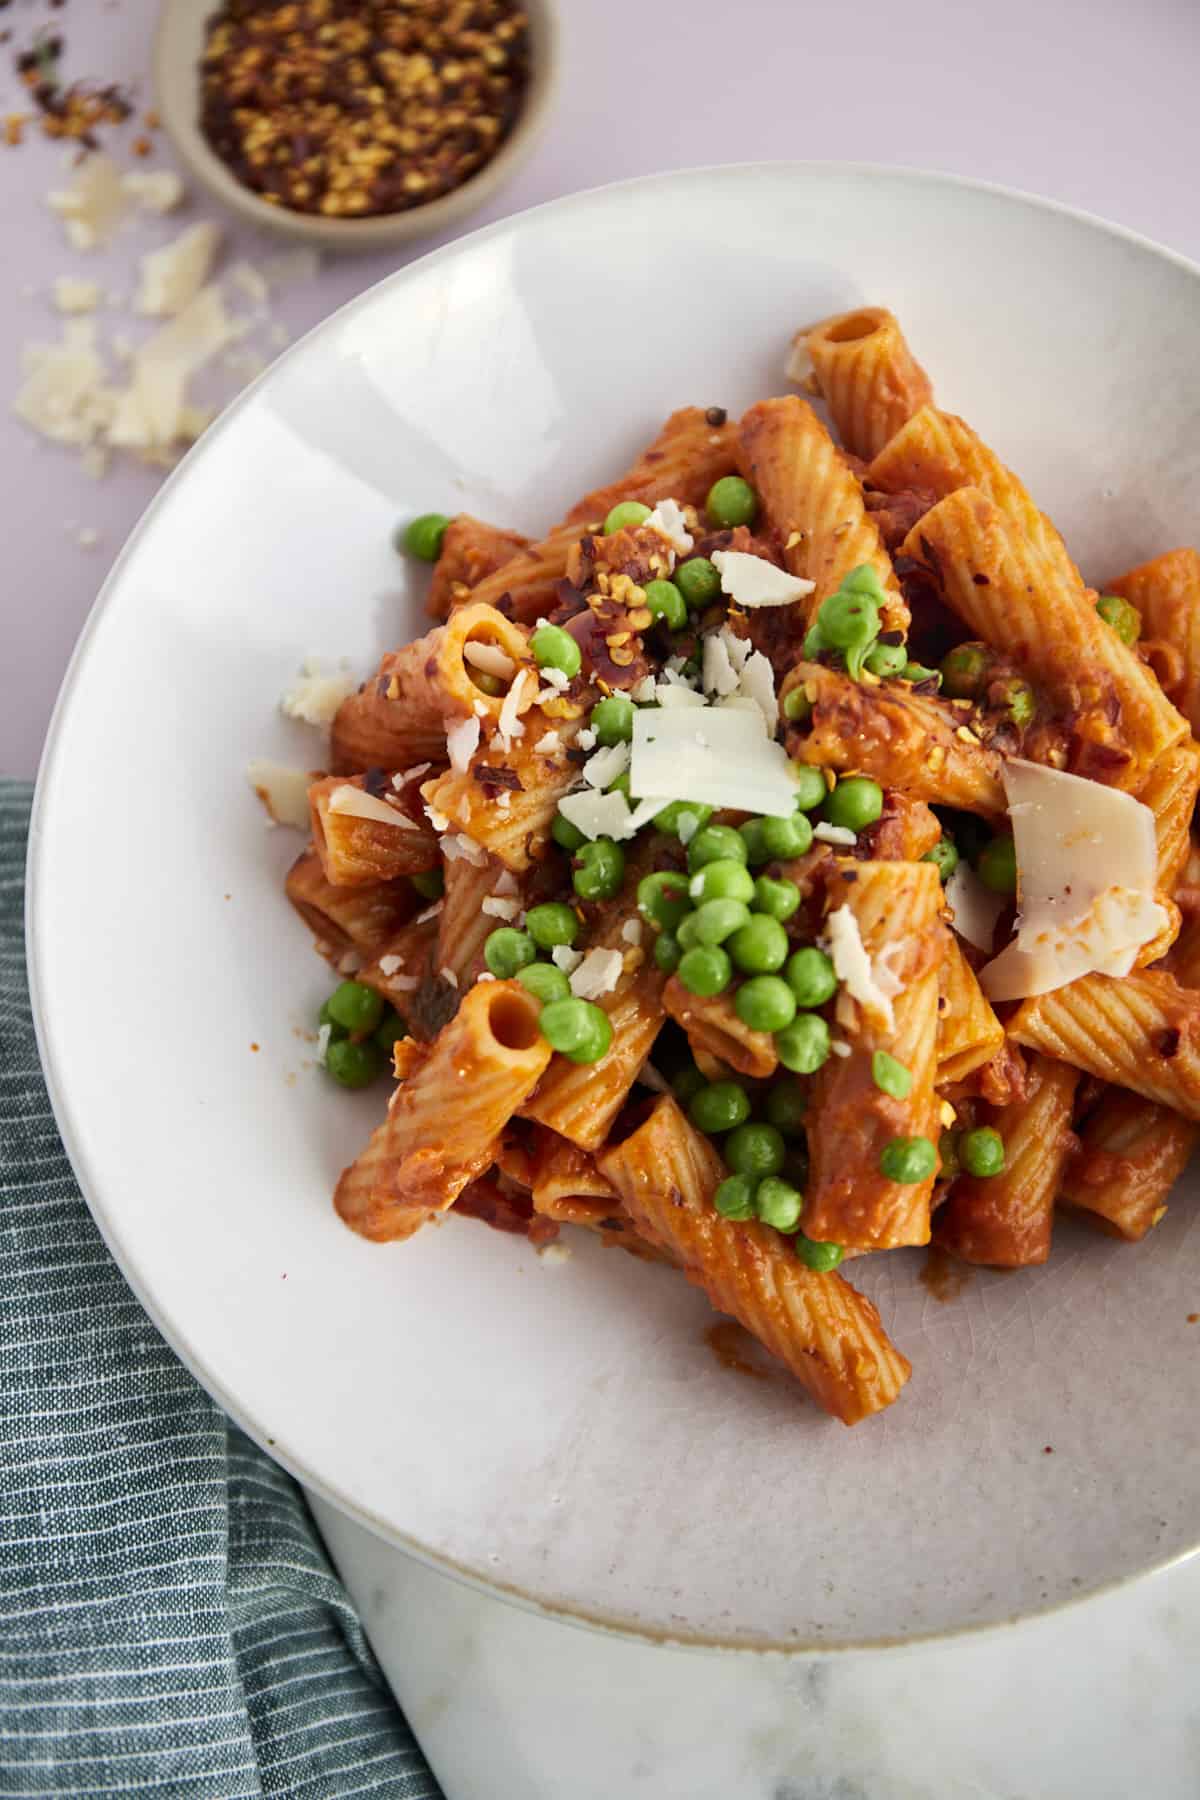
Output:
[{"xmin": 260, "ymin": 312, "xmax": 1200, "ymax": 1428}]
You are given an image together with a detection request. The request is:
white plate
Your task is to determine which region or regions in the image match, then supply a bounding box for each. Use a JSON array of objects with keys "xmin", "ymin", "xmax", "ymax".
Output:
[{"xmin": 29, "ymin": 164, "xmax": 1200, "ymax": 1650}]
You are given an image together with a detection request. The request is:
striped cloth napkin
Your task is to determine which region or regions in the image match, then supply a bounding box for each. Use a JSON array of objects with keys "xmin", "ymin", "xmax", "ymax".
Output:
[{"xmin": 0, "ymin": 781, "xmax": 443, "ymax": 1799}]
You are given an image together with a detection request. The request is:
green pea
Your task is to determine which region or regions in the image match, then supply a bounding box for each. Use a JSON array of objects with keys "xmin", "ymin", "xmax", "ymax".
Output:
[
  {"xmin": 530, "ymin": 624, "xmax": 582, "ymax": 679},
  {"xmin": 573, "ymin": 838, "xmax": 626, "ymax": 901},
  {"xmin": 961, "ymin": 1125, "xmax": 1006, "ymax": 1178},
  {"xmin": 689, "ymin": 1080, "xmax": 751, "ymax": 1135},
  {"xmin": 373, "ymin": 1008, "xmax": 408, "ymax": 1054},
  {"xmin": 706, "ymin": 475, "xmax": 759, "ymax": 529},
  {"xmin": 764, "ymin": 1081, "xmax": 808, "ymax": 1136},
  {"xmin": 326, "ymin": 980, "xmax": 385, "ymax": 1035},
  {"xmin": 865, "ymin": 641, "xmax": 908, "ymax": 677},
  {"xmin": 840, "ymin": 563, "xmax": 888, "ymax": 602},
  {"xmin": 755, "ymin": 1176, "xmax": 804, "ymax": 1233},
  {"xmin": 592, "ymin": 693, "xmax": 635, "ymax": 745},
  {"xmin": 761, "ymin": 812, "xmax": 813, "ymax": 859},
  {"xmin": 940, "ymin": 642, "xmax": 990, "ymax": 697},
  {"xmin": 318, "ymin": 998, "xmax": 348, "ymax": 1043},
  {"xmin": 689, "ymin": 859, "xmax": 755, "ymax": 904},
  {"xmin": 516, "ymin": 961, "xmax": 572, "ymax": 1005},
  {"xmin": 473, "ymin": 670, "xmax": 506, "ymax": 697},
  {"xmin": 677, "ymin": 944, "xmax": 733, "ymax": 997},
  {"xmin": 790, "ymin": 764, "xmax": 828, "ymax": 812},
  {"xmin": 784, "ymin": 947, "xmax": 837, "ymax": 1009},
  {"xmin": 871, "ymin": 1050, "xmax": 912, "ymax": 1099},
  {"xmin": 688, "ymin": 825, "xmax": 749, "ymax": 871},
  {"xmin": 922, "ymin": 836, "xmax": 959, "ymax": 883},
  {"xmin": 672, "ymin": 1064, "xmax": 707, "ymax": 1105},
  {"xmin": 783, "ymin": 686, "xmax": 813, "ymax": 723},
  {"xmin": 675, "ymin": 555, "xmax": 722, "ymax": 608},
  {"xmin": 637, "ymin": 870, "xmax": 691, "ymax": 931},
  {"xmin": 644, "ymin": 578, "xmax": 687, "ymax": 630},
  {"xmin": 676, "ymin": 912, "xmax": 704, "ymax": 951},
  {"xmin": 994, "ymin": 676, "xmax": 1036, "ymax": 728},
  {"xmin": 1096, "ymin": 592, "xmax": 1141, "ymax": 646},
  {"xmin": 484, "ymin": 927, "xmax": 537, "ymax": 978},
  {"xmin": 654, "ymin": 931, "xmax": 682, "ymax": 973},
  {"xmin": 879, "ymin": 1134, "xmax": 938, "ymax": 1184},
  {"xmin": 902, "ymin": 661, "xmax": 941, "ymax": 686},
  {"xmin": 604, "ymin": 500, "xmax": 652, "ymax": 535},
  {"xmin": 816, "ymin": 587, "xmax": 880, "ymax": 653},
  {"xmin": 654, "ymin": 800, "xmax": 714, "ymax": 839},
  {"xmin": 400, "ymin": 512, "xmax": 450, "ymax": 561},
  {"xmin": 728, "ymin": 914, "xmax": 790, "ymax": 975},
  {"xmin": 724, "ymin": 1122, "xmax": 786, "ymax": 1180},
  {"xmin": 753, "ymin": 875, "xmax": 801, "ymax": 921},
  {"xmin": 714, "ymin": 1174, "xmax": 757, "ymax": 1220},
  {"xmin": 525, "ymin": 902, "xmax": 579, "ymax": 951},
  {"xmin": 938, "ymin": 1129, "xmax": 961, "ymax": 1182},
  {"xmin": 540, "ymin": 997, "xmax": 613, "ymax": 1064},
  {"xmin": 794, "ymin": 1234, "xmax": 843, "ymax": 1272},
  {"xmin": 823, "ymin": 776, "xmax": 884, "ymax": 833},
  {"xmin": 410, "ymin": 867, "xmax": 445, "ymax": 900},
  {"xmin": 738, "ymin": 818, "xmax": 772, "ymax": 865},
  {"xmin": 734, "ymin": 974, "xmax": 797, "ymax": 1033},
  {"xmin": 552, "ymin": 813, "xmax": 586, "ymax": 852},
  {"xmin": 325, "ymin": 1037, "xmax": 385, "ymax": 1087},
  {"xmin": 693, "ymin": 897, "xmax": 753, "ymax": 946},
  {"xmin": 775, "ymin": 1012, "xmax": 831, "ymax": 1073},
  {"xmin": 977, "ymin": 835, "xmax": 1017, "ymax": 895}
]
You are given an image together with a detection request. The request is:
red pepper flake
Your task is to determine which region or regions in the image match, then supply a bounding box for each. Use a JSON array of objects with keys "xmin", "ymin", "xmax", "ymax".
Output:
[
  {"xmin": 1043, "ymin": 1445, "xmax": 1054, "ymax": 1455},
  {"xmin": 1188, "ymin": 1313, "xmax": 1198, "ymax": 1324},
  {"xmin": 250, "ymin": 1042, "xmax": 260, "ymax": 1052}
]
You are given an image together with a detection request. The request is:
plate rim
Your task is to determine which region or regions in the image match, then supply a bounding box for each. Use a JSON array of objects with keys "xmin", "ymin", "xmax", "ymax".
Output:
[{"xmin": 26, "ymin": 158, "xmax": 1200, "ymax": 1653}]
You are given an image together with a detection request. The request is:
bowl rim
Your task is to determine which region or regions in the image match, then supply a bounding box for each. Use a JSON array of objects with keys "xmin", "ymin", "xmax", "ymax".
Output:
[
  {"xmin": 151, "ymin": 0, "xmax": 562, "ymax": 251},
  {"xmin": 27, "ymin": 158, "xmax": 1200, "ymax": 1654}
]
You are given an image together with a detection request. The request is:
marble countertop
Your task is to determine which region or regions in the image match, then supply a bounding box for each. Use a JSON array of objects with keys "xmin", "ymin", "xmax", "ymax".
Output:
[{"xmin": 6, "ymin": 1, "xmax": 1200, "ymax": 1794}]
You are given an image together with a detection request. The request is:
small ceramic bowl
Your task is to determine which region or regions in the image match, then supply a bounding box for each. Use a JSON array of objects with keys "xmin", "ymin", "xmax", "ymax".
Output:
[{"xmin": 153, "ymin": 0, "xmax": 560, "ymax": 254}]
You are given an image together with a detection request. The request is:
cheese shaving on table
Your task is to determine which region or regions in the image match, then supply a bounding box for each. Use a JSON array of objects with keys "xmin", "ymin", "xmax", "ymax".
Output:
[
  {"xmin": 631, "ymin": 705, "xmax": 797, "ymax": 816},
  {"xmin": 569, "ymin": 948, "xmax": 625, "ymax": 1000},
  {"xmin": 246, "ymin": 759, "xmax": 311, "ymax": 829},
  {"xmin": 280, "ymin": 658, "xmax": 356, "ymax": 729},
  {"xmin": 52, "ymin": 277, "xmax": 102, "ymax": 316},
  {"xmin": 47, "ymin": 154, "xmax": 127, "ymax": 250},
  {"xmin": 822, "ymin": 906, "xmax": 902, "ymax": 1030},
  {"xmin": 122, "ymin": 170, "xmax": 185, "ymax": 214},
  {"xmin": 643, "ymin": 498, "xmax": 693, "ymax": 556},
  {"xmin": 711, "ymin": 550, "xmax": 815, "ymax": 609},
  {"xmin": 463, "ymin": 642, "xmax": 516, "ymax": 679},
  {"xmin": 979, "ymin": 758, "xmax": 1169, "ymax": 1000},
  {"xmin": 446, "ymin": 715, "xmax": 481, "ymax": 774},
  {"xmin": 135, "ymin": 223, "xmax": 223, "ymax": 318},
  {"xmin": 328, "ymin": 785, "xmax": 418, "ymax": 829}
]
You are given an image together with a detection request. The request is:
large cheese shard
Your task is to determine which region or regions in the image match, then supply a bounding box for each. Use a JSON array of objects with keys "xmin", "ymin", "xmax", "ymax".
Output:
[
  {"xmin": 630, "ymin": 704, "xmax": 797, "ymax": 815},
  {"xmin": 980, "ymin": 758, "xmax": 1168, "ymax": 1000},
  {"xmin": 136, "ymin": 223, "xmax": 223, "ymax": 318},
  {"xmin": 823, "ymin": 905, "xmax": 903, "ymax": 1030},
  {"xmin": 711, "ymin": 550, "xmax": 814, "ymax": 609}
]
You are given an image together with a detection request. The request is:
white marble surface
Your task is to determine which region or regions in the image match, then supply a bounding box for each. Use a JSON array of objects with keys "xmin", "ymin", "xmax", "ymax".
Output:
[{"xmin": 8, "ymin": 0, "xmax": 1200, "ymax": 1795}]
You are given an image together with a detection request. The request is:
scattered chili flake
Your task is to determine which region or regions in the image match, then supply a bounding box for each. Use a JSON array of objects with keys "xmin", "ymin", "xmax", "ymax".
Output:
[
  {"xmin": 1188, "ymin": 1313, "xmax": 1198, "ymax": 1324},
  {"xmin": 131, "ymin": 134, "xmax": 152, "ymax": 157},
  {"xmin": 1158, "ymin": 1027, "xmax": 1182, "ymax": 1060},
  {"xmin": 1043, "ymin": 1445, "xmax": 1054, "ymax": 1455},
  {"xmin": 200, "ymin": 0, "xmax": 531, "ymax": 220},
  {"xmin": 250, "ymin": 1042, "xmax": 261, "ymax": 1052},
  {"xmin": 12, "ymin": 27, "xmax": 133, "ymax": 147}
]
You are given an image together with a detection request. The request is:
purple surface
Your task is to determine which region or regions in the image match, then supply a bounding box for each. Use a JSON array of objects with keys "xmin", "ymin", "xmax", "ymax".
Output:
[{"xmin": 3, "ymin": 0, "xmax": 1199, "ymax": 777}]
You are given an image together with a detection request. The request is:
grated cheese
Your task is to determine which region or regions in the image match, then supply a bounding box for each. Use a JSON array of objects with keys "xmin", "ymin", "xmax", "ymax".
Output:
[
  {"xmin": 830, "ymin": 1038, "xmax": 852, "ymax": 1058},
  {"xmin": 630, "ymin": 705, "xmax": 797, "ymax": 817},
  {"xmin": 494, "ymin": 869, "xmax": 519, "ymax": 896},
  {"xmin": 630, "ymin": 675, "xmax": 658, "ymax": 704},
  {"xmin": 551, "ymin": 945, "xmax": 584, "ymax": 975},
  {"xmin": 328, "ymin": 784, "xmax": 418, "ymax": 828},
  {"xmin": 399, "ymin": 763, "xmax": 432, "ymax": 784},
  {"xmin": 377, "ymin": 955, "xmax": 403, "ymax": 976},
  {"xmin": 246, "ymin": 759, "xmax": 311, "ymax": 830},
  {"xmin": 556, "ymin": 789, "xmax": 637, "ymax": 842},
  {"xmin": 711, "ymin": 550, "xmax": 815, "ymax": 609},
  {"xmin": 702, "ymin": 632, "xmax": 740, "ymax": 698},
  {"xmin": 655, "ymin": 682, "xmax": 707, "ymax": 710},
  {"xmin": 122, "ymin": 169, "xmax": 185, "ymax": 214},
  {"xmin": 52, "ymin": 277, "xmax": 102, "ymax": 316},
  {"xmin": 813, "ymin": 821, "xmax": 857, "ymax": 846},
  {"xmin": 280, "ymin": 658, "xmax": 356, "ymax": 730},
  {"xmin": 621, "ymin": 918, "xmax": 643, "ymax": 946},
  {"xmin": 540, "ymin": 666, "xmax": 570, "ymax": 691},
  {"xmin": 440, "ymin": 967, "xmax": 459, "ymax": 989},
  {"xmin": 569, "ymin": 948, "xmax": 625, "ymax": 1000},
  {"xmin": 583, "ymin": 741, "xmax": 631, "ymax": 789},
  {"xmin": 415, "ymin": 901, "xmax": 444, "ymax": 924},
  {"xmin": 47, "ymin": 154, "xmax": 127, "ymax": 250},
  {"xmin": 643, "ymin": 497, "xmax": 693, "ymax": 556},
  {"xmin": 463, "ymin": 641, "xmax": 516, "ymax": 679},
  {"xmin": 823, "ymin": 906, "xmax": 900, "ymax": 1030},
  {"xmin": 446, "ymin": 715, "xmax": 481, "ymax": 774},
  {"xmin": 496, "ymin": 667, "xmax": 532, "ymax": 748},
  {"xmin": 534, "ymin": 730, "xmax": 562, "ymax": 754},
  {"xmin": 576, "ymin": 727, "xmax": 598, "ymax": 752},
  {"xmin": 482, "ymin": 896, "xmax": 521, "ymax": 920}
]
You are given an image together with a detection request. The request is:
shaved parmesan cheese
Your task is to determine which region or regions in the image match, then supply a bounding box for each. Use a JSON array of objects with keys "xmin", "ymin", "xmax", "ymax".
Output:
[
  {"xmin": 446, "ymin": 715, "xmax": 481, "ymax": 774},
  {"xmin": 122, "ymin": 170, "xmax": 185, "ymax": 214},
  {"xmin": 399, "ymin": 763, "xmax": 432, "ymax": 783},
  {"xmin": 52, "ymin": 277, "xmax": 101, "ymax": 316},
  {"xmin": 47, "ymin": 155, "xmax": 127, "ymax": 250},
  {"xmin": 107, "ymin": 286, "xmax": 236, "ymax": 452},
  {"xmin": 655, "ymin": 682, "xmax": 707, "ymax": 709},
  {"xmin": 583, "ymin": 741, "xmax": 631, "ymax": 788},
  {"xmin": 246, "ymin": 759, "xmax": 310, "ymax": 829},
  {"xmin": 377, "ymin": 955, "xmax": 403, "ymax": 976},
  {"xmin": 440, "ymin": 968, "xmax": 459, "ymax": 989},
  {"xmin": 946, "ymin": 864, "xmax": 1006, "ymax": 954},
  {"xmin": 823, "ymin": 906, "xmax": 900, "ymax": 1029},
  {"xmin": 540, "ymin": 665, "xmax": 570, "ymax": 691},
  {"xmin": 557, "ymin": 789, "xmax": 636, "ymax": 842},
  {"xmin": 464, "ymin": 641, "xmax": 516, "ymax": 679},
  {"xmin": 136, "ymin": 223, "xmax": 223, "ymax": 318},
  {"xmin": 496, "ymin": 791, "xmax": 512, "ymax": 813},
  {"xmin": 281, "ymin": 659, "xmax": 355, "ymax": 729},
  {"xmin": 637, "ymin": 1061, "xmax": 672, "ymax": 1093},
  {"xmin": 830, "ymin": 1038, "xmax": 852, "ymax": 1058},
  {"xmin": 631, "ymin": 705, "xmax": 796, "ymax": 817},
  {"xmin": 551, "ymin": 945, "xmax": 584, "ymax": 975},
  {"xmin": 711, "ymin": 550, "xmax": 815, "ymax": 609},
  {"xmin": 534, "ymin": 729, "xmax": 562, "ymax": 754},
  {"xmin": 14, "ymin": 319, "xmax": 113, "ymax": 449},
  {"xmin": 643, "ymin": 498, "xmax": 693, "ymax": 555},
  {"xmin": 442, "ymin": 832, "xmax": 487, "ymax": 865},
  {"xmin": 415, "ymin": 901, "xmax": 444, "ymax": 924},
  {"xmin": 621, "ymin": 918, "xmax": 643, "ymax": 946},
  {"xmin": 569, "ymin": 948, "xmax": 625, "ymax": 1000},
  {"xmin": 482, "ymin": 896, "xmax": 521, "ymax": 920},
  {"xmin": 624, "ymin": 794, "xmax": 674, "ymax": 835},
  {"xmin": 813, "ymin": 821, "xmax": 857, "ymax": 847},
  {"xmin": 630, "ymin": 675, "xmax": 658, "ymax": 704},
  {"xmin": 328, "ymin": 784, "xmax": 417, "ymax": 829},
  {"xmin": 702, "ymin": 632, "xmax": 740, "ymax": 698},
  {"xmin": 496, "ymin": 667, "xmax": 532, "ymax": 748},
  {"xmin": 736, "ymin": 650, "xmax": 778, "ymax": 733},
  {"xmin": 424, "ymin": 805, "xmax": 451, "ymax": 832},
  {"xmin": 979, "ymin": 759, "xmax": 1167, "ymax": 1000},
  {"xmin": 577, "ymin": 727, "xmax": 598, "ymax": 752}
]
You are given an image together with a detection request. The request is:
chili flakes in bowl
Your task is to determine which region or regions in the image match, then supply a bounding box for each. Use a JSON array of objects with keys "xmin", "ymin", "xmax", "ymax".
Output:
[{"xmin": 199, "ymin": 0, "xmax": 530, "ymax": 220}]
